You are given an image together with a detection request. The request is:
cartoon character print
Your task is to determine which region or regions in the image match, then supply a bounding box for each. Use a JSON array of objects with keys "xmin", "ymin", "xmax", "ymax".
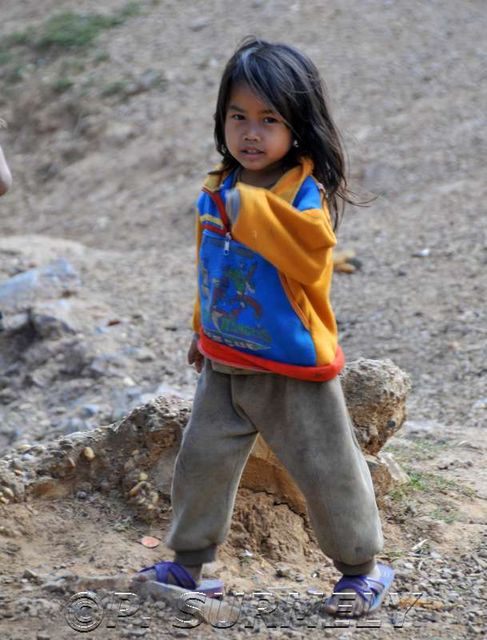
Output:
[
  {"xmin": 210, "ymin": 260, "xmax": 261, "ymax": 322},
  {"xmin": 201, "ymin": 257, "xmax": 271, "ymax": 351}
]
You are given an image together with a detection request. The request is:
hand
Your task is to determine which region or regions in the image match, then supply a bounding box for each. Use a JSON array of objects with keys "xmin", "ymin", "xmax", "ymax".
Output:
[{"xmin": 187, "ymin": 333, "xmax": 204, "ymax": 373}]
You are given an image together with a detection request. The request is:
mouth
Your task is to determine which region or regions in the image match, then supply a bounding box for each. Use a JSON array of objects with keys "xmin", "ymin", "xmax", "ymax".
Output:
[{"xmin": 241, "ymin": 148, "xmax": 264, "ymax": 156}]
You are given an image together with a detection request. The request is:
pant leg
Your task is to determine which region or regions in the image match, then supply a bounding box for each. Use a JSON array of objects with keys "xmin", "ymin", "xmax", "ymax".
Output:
[
  {"xmin": 166, "ymin": 359, "xmax": 258, "ymax": 565},
  {"xmin": 233, "ymin": 373, "xmax": 383, "ymax": 572}
]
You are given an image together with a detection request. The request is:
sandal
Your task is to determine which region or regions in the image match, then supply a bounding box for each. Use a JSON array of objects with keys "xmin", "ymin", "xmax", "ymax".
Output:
[
  {"xmin": 324, "ymin": 563, "xmax": 395, "ymax": 617},
  {"xmin": 137, "ymin": 561, "xmax": 224, "ymax": 598}
]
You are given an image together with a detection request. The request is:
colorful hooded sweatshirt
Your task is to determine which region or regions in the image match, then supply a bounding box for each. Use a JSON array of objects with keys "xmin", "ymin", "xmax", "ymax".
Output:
[{"xmin": 191, "ymin": 156, "xmax": 345, "ymax": 381}]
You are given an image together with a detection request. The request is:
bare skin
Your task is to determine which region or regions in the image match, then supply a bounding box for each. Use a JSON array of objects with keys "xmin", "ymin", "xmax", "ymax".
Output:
[
  {"xmin": 0, "ymin": 143, "xmax": 12, "ymax": 196},
  {"xmin": 187, "ymin": 333, "xmax": 204, "ymax": 373}
]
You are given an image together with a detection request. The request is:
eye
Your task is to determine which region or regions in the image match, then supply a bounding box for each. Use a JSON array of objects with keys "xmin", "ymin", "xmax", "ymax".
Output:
[
  {"xmin": 230, "ymin": 113, "xmax": 244, "ymax": 120},
  {"xmin": 263, "ymin": 116, "xmax": 278, "ymax": 124}
]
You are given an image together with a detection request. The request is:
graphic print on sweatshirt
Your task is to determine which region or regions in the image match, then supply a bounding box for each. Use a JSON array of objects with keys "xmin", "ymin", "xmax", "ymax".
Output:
[{"xmin": 198, "ymin": 229, "xmax": 317, "ymax": 365}]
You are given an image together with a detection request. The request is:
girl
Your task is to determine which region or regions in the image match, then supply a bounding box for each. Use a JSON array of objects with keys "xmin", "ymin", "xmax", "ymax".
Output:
[{"xmin": 136, "ymin": 37, "xmax": 394, "ymax": 618}]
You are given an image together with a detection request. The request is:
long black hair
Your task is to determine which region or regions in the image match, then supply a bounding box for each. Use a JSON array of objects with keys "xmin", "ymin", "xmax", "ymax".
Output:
[{"xmin": 214, "ymin": 36, "xmax": 355, "ymax": 229}]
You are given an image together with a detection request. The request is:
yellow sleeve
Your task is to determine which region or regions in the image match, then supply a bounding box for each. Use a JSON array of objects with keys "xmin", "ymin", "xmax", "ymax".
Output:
[
  {"xmin": 231, "ymin": 184, "xmax": 336, "ymax": 285},
  {"xmin": 191, "ymin": 209, "xmax": 203, "ymax": 332}
]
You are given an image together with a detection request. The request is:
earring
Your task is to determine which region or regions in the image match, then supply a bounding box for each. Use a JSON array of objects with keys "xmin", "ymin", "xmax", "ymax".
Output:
[{"xmin": 293, "ymin": 139, "xmax": 299, "ymax": 148}]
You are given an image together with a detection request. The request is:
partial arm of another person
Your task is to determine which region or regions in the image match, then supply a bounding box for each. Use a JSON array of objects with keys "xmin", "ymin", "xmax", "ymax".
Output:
[{"xmin": 0, "ymin": 144, "xmax": 12, "ymax": 196}]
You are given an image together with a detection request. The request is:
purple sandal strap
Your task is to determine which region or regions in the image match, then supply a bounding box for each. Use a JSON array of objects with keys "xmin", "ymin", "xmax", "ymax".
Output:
[
  {"xmin": 333, "ymin": 575, "xmax": 383, "ymax": 604},
  {"xmin": 140, "ymin": 561, "xmax": 197, "ymax": 590}
]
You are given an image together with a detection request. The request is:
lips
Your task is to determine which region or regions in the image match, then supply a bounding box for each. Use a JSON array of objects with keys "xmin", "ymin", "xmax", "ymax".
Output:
[{"xmin": 241, "ymin": 148, "xmax": 263, "ymax": 155}]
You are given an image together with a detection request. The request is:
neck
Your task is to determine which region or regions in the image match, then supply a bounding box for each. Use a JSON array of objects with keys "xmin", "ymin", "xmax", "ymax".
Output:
[{"xmin": 238, "ymin": 162, "xmax": 288, "ymax": 189}]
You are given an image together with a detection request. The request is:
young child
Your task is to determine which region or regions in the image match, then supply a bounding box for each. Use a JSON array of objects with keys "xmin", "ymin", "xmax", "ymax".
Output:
[{"xmin": 136, "ymin": 37, "xmax": 394, "ymax": 618}]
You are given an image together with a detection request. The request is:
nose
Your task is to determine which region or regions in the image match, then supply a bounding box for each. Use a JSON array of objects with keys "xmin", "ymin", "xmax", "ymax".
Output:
[{"xmin": 243, "ymin": 124, "xmax": 260, "ymax": 141}]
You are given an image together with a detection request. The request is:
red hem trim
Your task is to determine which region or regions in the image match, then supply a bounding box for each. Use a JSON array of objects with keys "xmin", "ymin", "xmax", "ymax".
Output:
[{"xmin": 198, "ymin": 333, "xmax": 345, "ymax": 381}]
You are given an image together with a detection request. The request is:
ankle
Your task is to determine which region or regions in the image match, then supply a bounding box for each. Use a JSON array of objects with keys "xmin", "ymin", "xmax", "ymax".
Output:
[
  {"xmin": 334, "ymin": 558, "xmax": 377, "ymax": 576},
  {"xmin": 182, "ymin": 563, "xmax": 202, "ymax": 582}
]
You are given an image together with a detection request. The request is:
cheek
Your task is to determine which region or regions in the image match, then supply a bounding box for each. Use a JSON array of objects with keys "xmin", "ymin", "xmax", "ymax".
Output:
[
  {"xmin": 224, "ymin": 120, "xmax": 235, "ymax": 143},
  {"xmin": 276, "ymin": 130, "xmax": 292, "ymax": 151}
]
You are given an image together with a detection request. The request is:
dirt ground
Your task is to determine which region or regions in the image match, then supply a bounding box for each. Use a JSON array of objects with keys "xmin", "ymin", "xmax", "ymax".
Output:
[{"xmin": 0, "ymin": 0, "xmax": 486, "ymax": 638}]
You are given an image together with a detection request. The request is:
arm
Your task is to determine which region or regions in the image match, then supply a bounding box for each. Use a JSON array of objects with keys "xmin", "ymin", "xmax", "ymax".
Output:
[
  {"xmin": 189, "ymin": 209, "xmax": 204, "ymax": 372},
  {"xmin": 187, "ymin": 332, "xmax": 204, "ymax": 372},
  {"xmin": 0, "ymin": 144, "xmax": 12, "ymax": 196},
  {"xmin": 191, "ymin": 207, "xmax": 203, "ymax": 333},
  {"xmin": 227, "ymin": 182, "xmax": 336, "ymax": 285}
]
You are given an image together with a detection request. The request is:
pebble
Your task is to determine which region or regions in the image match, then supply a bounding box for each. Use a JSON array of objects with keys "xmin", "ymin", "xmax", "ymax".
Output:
[
  {"xmin": 81, "ymin": 404, "xmax": 101, "ymax": 417},
  {"xmin": 189, "ymin": 18, "xmax": 210, "ymax": 31},
  {"xmin": 22, "ymin": 569, "xmax": 40, "ymax": 583},
  {"xmin": 41, "ymin": 581, "xmax": 66, "ymax": 594}
]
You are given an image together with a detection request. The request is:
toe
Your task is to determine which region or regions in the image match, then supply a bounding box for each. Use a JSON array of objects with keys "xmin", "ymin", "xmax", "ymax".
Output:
[
  {"xmin": 324, "ymin": 589, "xmax": 365, "ymax": 618},
  {"xmin": 133, "ymin": 568, "xmax": 156, "ymax": 582}
]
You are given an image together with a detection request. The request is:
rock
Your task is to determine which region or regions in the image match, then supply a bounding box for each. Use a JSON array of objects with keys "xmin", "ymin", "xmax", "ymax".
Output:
[
  {"xmin": 88, "ymin": 352, "xmax": 129, "ymax": 377},
  {"xmin": 341, "ymin": 358, "xmax": 411, "ymax": 454},
  {"xmin": 29, "ymin": 299, "xmax": 80, "ymax": 338},
  {"xmin": 365, "ymin": 453, "xmax": 395, "ymax": 496},
  {"xmin": 275, "ymin": 564, "xmax": 292, "ymax": 578},
  {"xmin": 0, "ymin": 258, "xmax": 80, "ymax": 314},
  {"xmin": 378, "ymin": 451, "xmax": 410, "ymax": 484},
  {"xmin": 133, "ymin": 347, "xmax": 156, "ymax": 363},
  {"xmin": 104, "ymin": 122, "xmax": 137, "ymax": 146},
  {"xmin": 0, "ymin": 311, "xmax": 30, "ymax": 332},
  {"xmin": 41, "ymin": 580, "xmax": 67, "ymax": 594},
  {"xmin": 57, "ymin": 338, "xmax": 93, "ymax": 376},
  {"xmin": 80, "ymin": 404, "xmax": 102, "ymax": 417},
  {"xmin": 189, "ymin": 18, "xmax": 210, "ymax": 31},
  {"xmin": 22, "ymin": 570, "xmax": 43, "ymax": 586}
]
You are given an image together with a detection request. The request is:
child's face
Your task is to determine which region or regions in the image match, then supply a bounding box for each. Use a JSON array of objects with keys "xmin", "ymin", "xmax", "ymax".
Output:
[{"xmin": 224, "ymin": 83, "xmax": 292, "ymax": 176}]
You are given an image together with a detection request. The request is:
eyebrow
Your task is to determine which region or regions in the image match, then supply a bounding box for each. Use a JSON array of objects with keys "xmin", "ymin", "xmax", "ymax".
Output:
[{"xmin": 228, "ymin": 104, "xmax": 277, "ymax": 115}]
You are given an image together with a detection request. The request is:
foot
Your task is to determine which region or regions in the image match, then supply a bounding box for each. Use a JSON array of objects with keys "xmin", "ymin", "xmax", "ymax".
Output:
[{"xmin": 324, "ymin": 563, "xmax": 393, "ymax": 618}]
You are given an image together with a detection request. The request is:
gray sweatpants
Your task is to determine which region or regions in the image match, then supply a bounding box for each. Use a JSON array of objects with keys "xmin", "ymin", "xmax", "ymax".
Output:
[{"xmin": 166, "ymin": 359, "xmax": 383, "ymax": 576}]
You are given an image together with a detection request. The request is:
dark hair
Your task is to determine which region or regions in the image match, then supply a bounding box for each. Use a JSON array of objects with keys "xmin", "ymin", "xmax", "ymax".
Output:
[{"xmin": 214, "ymin": 37, "xmax": 355, "ymax": 229}]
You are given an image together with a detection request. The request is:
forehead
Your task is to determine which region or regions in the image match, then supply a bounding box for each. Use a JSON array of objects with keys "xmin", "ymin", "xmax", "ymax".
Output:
[{"xmin": 227, "ymin": 82, "xmax": 276, "ymax": 113}]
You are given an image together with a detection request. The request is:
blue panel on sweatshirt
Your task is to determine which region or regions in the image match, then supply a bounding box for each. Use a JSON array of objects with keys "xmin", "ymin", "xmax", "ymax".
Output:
[
  {"xmin": 293, "ymin": 176, "xmax": 322, "ymax": 211},
  {"xmin": 196, "ymin": 171, "xmax": 236, "ymax": 222},
  {"xmin": 198, "ymin": 230, "xmax": 317, "ymax": 366}
]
